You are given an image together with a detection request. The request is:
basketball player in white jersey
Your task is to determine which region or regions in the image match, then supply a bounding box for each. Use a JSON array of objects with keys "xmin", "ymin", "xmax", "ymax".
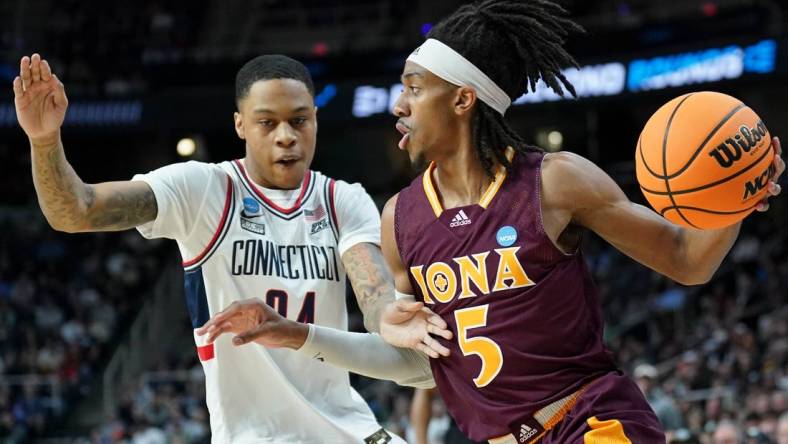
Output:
[{"xmin": 14, "ymin": 52, "xmax": 435, "ymax": 443}]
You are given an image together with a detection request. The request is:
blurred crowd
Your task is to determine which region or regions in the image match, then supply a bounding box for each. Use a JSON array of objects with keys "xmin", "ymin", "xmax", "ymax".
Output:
[
  {"xmin": 87, "ymin": 358, "xmax": 209, "ymax": 444},
  {"xmin": 589, "ymin": 202, "xmax": 788, "ymax": 444},
  {"xmin": 2, "ymin": 0, "xmax": 203, "ymax": 98},
  {"xmin": 0, "ymin": 213, "xmax": 166, "ymax": 443}
]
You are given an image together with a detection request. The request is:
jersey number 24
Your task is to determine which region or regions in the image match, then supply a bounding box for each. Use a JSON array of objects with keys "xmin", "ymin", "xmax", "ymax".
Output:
[{"xmin": 266, "ymin": 289, "xmax": 315, "ymax": 324}]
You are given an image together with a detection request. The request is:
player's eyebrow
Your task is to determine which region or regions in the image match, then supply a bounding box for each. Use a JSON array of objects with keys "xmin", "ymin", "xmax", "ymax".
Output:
[
  {"xmin": 252, "ymin": 106, "xmax": 311, "ymax": 114},
  {"xmin": 401, "ymin": 71, "xmax": 424, "ymax": 82}
]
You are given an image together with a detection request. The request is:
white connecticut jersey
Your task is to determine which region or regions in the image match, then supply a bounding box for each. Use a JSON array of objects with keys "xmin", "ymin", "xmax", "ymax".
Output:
[{"xmin": 133, "ymin": 159, "xmax": 401, "ymax": 443}]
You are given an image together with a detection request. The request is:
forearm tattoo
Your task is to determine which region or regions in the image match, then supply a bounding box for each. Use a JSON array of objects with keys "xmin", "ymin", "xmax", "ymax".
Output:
[
  {"xmin": 30, "ymin": 139, "xmax": 89, "ymax": 229},
  {"xmin": 31, "ymin": 139, "xmax": 157, "ymax": 231},
  {"xmin": 343, "ymin": 243, "xmax": 396, "ymax": 333}
]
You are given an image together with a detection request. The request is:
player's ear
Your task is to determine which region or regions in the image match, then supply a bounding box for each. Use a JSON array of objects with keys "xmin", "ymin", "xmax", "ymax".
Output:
[
  {"xmin": 234, "ymin": 111, "xmax": 245, "ymax": 140},
  {"xmin": 454, "ymin": 86, "xmax": 476, "ymax": 117},
  {"xmin": 314, "ymin": 106, "xmax": 318, "ymax": 134}
]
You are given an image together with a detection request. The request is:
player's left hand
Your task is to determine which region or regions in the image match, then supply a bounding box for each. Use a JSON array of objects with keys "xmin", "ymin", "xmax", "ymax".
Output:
[
  {"xmin": 196, "ymin": 298, "xmax": 308, "ymax": 349},
  {"xmin": 756, "ymin": 136, "xmax": 784, "ymax": 212},
  {"xmin": 379, "ymin": 299, "xmax": 453, "ymax": 358}
]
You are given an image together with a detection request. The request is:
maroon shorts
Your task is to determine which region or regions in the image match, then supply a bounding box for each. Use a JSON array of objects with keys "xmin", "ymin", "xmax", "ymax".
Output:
[{"xmin": 540, "ymin": 371, "xmax": 665, "ymax": 443}]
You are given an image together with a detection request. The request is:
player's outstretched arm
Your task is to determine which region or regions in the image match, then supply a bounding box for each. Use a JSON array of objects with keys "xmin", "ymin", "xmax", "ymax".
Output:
[
  {"xmin": 541, "ymin": 147, "xmax": 783, "ymax": 285},
  {"xmin": 14, "ymin": 54, "xmax": 157, "ymax": 233},
  {"xmin": 196, "ymin": 298, "xmax": 437, "ymax": 388},
  {"xmin": 196, "ymin": 298, "xmax": 308, "ymax": 348}
]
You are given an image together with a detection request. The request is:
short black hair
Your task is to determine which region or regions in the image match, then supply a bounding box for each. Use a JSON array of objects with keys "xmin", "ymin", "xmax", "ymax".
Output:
[
  {"xmin": 426, "ymin": 0, "xmax": 584, "ymax": 176},
  {"xmin": 235, "ymin": 55, "xmax": 315, "ymax": 106}
]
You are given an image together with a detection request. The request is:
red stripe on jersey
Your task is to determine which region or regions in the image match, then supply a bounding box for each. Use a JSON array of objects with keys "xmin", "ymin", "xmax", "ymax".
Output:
[
  {"xmin": 328, "ymin": 179, "xmax": 339, "ymax": 230},
  {"xmin": 182, "ymin": 175, "xmax": 233, "ymax": 267},
  {"xmin": 234, "ymin": 159, "xmax": 311, "ymax": 214},
  {"xmin": 196, "ymin": 343, "xmax": 215, "ymax": 361}
]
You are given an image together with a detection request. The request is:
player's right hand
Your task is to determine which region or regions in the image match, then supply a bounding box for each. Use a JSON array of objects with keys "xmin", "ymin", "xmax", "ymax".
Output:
[
  {"xmin": 13, "ymin": 54, "xmax": 68, "ymax": 141},
  {"xmin": 196, "ymin": 298, "xmax": 308, "ymax": 349}
]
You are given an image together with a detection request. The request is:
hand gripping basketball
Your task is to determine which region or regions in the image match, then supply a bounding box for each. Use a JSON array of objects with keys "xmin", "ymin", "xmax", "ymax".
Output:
[
  {"xmin": 754, "ymin": 136, "xmax": 784, "ymax": 213},
  {"xmin": 636, "ymin": 92, "xmax": 783, "ymax": 229}
]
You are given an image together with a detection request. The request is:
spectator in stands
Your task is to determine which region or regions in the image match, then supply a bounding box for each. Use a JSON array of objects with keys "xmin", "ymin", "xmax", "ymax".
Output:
[
  {"xmin": 714, "ymin": 420, "xmax": 744, "ymax": 444},
  {"xmin": 777, "ymin": 412, "xmax": 788, "ymax": 444},
  {"xmin": 634, "ymin": 363, "xmax": 684, "ymax": 431}
]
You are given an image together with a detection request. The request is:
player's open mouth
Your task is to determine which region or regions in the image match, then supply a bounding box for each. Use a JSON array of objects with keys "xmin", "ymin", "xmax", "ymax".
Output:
[
  {"xmin": 275, "ymin": 156, "xmax": 300, "ymax": 166},
  {"xmin": 395, "ymin": 121, "xmax": 410, "ymax": 150}
]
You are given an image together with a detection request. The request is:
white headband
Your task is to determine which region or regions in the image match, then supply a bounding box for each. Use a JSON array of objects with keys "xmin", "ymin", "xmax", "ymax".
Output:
[{"xmin": 406, "ymin": 38, "xmax": 511, "ymax": 115}]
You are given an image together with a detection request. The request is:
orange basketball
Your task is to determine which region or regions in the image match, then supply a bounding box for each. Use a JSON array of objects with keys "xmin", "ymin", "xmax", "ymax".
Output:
[{"xmin": 635, "ymin": 92, "xmax": 774, "ymax": 229}]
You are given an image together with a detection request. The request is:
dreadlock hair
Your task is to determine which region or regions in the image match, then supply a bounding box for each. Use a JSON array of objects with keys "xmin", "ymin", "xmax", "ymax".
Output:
[
  {"xmin": 235, "ymin": 55, "xmax": 315, "ymax": 107},
  {"xmin": 426, "ymin": 0, "xmax": 584, "ymax": 176}
]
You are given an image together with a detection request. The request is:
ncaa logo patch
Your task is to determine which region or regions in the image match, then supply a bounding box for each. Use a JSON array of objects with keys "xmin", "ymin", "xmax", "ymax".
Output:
[
  {"xmin": 242, "ymin": 197, "xmax": 261, "ymax": 217},
  {"xmin": 496, "ymin": 226, "xmax": 517, "ymax": 247}
]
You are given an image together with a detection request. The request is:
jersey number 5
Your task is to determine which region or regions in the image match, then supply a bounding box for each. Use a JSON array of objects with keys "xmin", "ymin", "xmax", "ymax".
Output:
[
  {"xmin": 454, "ymin": 304, "xmax": 503, "ymax": 388},
  {"xmin": 266, "ymin": 289, "xmax": 316, "ymax": 324}
]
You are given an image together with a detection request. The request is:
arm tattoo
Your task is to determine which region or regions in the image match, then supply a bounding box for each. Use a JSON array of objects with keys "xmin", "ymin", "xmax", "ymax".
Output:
[
  {"xmin": 30, "ymin": 138, "xmax": 92, "ymax": 231},
  {"xmin": 342, "ymin": 243, "xmax": 396, "ymax": 333},
  {"xmin": 30, "ymin": 137, "xmax": 157, "ymax": 232},
  {"xmin": 84, "ymin": 184, "xmax": 158, "ymax": 231}
]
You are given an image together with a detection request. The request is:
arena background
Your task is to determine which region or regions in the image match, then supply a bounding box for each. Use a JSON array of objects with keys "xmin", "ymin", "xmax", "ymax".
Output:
[{"xmin": 0, "ymin": 1, "xmax": 786, "ymax": 443}]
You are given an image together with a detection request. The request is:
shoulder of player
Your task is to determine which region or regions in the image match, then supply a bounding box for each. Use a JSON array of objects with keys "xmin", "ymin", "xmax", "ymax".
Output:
[
  {"xmin": 381, "ymin": 193, "xmax": 400, "ymax": 228},
  {"xmin": 162, "ymin": 159, "xmax": 228, "ymax": 179},
  {"xmin": 541, "ymin": 150, "xmax": 592, "ymax": 176},
  {"xmin": 194, "ymin": 160, "xmax": 236, "ymax": 188},
  {"xmin": 540, "ymin": 151, "xmax": 618, "ymax": 210},
  {"xmin": 312, "ymin": 171, "xmax": 371, "ymax": 200},
  {"xmin": 137, "ymin": 160, "xmax": 228, "ymax": 192}
]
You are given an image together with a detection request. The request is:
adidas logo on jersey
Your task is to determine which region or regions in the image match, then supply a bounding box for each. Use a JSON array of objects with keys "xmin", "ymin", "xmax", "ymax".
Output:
[
  {"xmin": 449, "ymin": 209, "xmax": 472, "ymax": 227},
  {"xmin": 519, "ymin": 424, "xmax": 537, "ymax": 442}
]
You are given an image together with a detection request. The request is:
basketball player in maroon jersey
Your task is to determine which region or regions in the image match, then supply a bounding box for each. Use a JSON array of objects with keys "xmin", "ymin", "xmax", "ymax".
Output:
[
  {"xmin": 187, "ymin": 0, "xmax": 784, "ymax": 442},
  {"xmin": 378, "ymin": 0, "xmax": 785, "ymax": 443}
]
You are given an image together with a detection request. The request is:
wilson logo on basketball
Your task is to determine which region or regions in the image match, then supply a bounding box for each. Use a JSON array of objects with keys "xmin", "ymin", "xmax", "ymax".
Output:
[
  {"xmin": 742, "ymin": 164, "xmax": 776, "ymax": 201},
  {"xmin": 708, "ymin": 120, "xmax": 769, "ymax": 168}
]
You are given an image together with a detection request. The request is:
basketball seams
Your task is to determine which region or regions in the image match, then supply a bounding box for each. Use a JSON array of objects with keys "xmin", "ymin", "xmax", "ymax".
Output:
[
  {"xmin": 637, "ymin": 135, "xmax": 664, "ymax": 179},
  {"xmin": 639, "ymin": 140, "xmax": 773, "ymax": 196},
  {"xmin": 638, "ymin": 101, "xmax": 747, "ymax": 181},
  {"xmin": 661, "ymin": 93, "xmax": 698, "ymax": 228},
  {"xmin": 666, "ymin": 102, "xmax": 746, "ymax": 179},
  {"xmin": 661, "ymin": 201, "xmax": 760, "ymax": 216}
]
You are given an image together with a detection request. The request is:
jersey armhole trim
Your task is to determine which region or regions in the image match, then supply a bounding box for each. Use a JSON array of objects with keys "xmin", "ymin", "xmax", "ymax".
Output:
[
  {"xmin": 322, "ymin": 178, "xmax": 339, "ymax": 242},
  {"xmin": 393, "ymin": 193, "xmax": 406, "ymax": 263},
  {"xmin": 327, "ymin": 179, "xmax": 340, "ymax": 237},
  {"xmin": 182, "ymin": 174, "xmax": 235, "ymax": 269}
]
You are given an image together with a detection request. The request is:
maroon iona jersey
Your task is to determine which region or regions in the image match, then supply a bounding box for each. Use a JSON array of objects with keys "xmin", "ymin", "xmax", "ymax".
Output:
[{"xmin": 394, "ymin": 151, "xmax": 617, "ymax": 441}]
